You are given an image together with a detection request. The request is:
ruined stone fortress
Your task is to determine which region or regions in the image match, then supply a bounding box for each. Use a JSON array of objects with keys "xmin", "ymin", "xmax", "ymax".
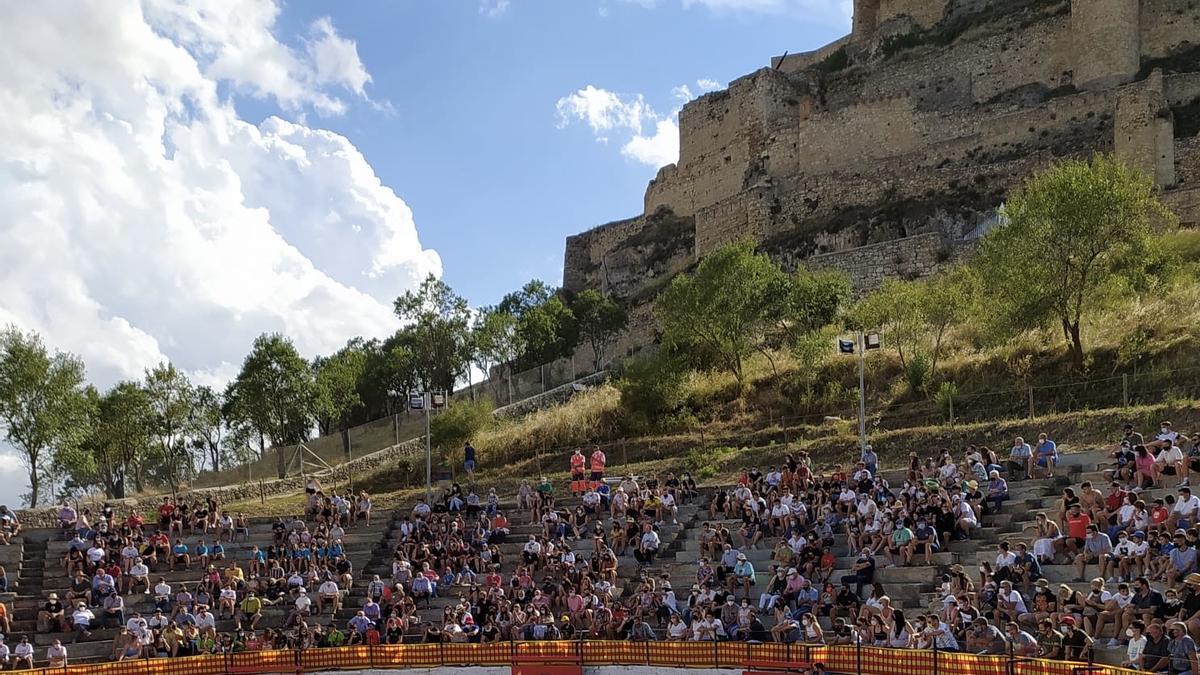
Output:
[{"xmin": 557, "ymin": 0, "xmax": 1200, "ymax": 363}]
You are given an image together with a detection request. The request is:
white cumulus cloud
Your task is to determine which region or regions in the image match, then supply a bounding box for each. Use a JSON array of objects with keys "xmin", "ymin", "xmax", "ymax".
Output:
[
  {"xmin": 307, "ymin": 17, "xmax": 372, "ymax": 96},
  {"xmin": 0, "ymin": 1, "xmax": 440, "ymax": 390},
  {"xmin": 480, "ymin": 0, "xmax": 512, "ymax": 18},
  {"xmin": 556, "ymin": 83, "xmax": 701, "ymax": 168}
]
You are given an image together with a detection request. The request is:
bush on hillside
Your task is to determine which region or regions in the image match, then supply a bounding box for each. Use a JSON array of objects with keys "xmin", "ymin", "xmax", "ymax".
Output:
[
  {"xmin": 615, "ymin": 352, "xmax": 686, "ymax": 430},
  {"xmin": 431, "ymin": 398, "xmax": 494, "ymax": 452}
]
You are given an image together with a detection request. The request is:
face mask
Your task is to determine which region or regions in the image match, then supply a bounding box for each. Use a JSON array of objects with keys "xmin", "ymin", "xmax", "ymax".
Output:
[
  {"xmin": 1126, "ymin": 628, "xmax": 1135, "ymax": 638},
  {"xmin": 1163, "ymin": 428, "xmax": 1170, "ymax": 434}
]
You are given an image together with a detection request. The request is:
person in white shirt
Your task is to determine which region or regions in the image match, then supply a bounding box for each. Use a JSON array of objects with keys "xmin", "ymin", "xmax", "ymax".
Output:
[
  {"xmin": 0, "ymin": 637, "xmax": 8, "ymax": 666},
  {"xmin": 660, "ymin": 490, "xmax": 678, "ymax": 525},
  {"xmin": 1098, "ymin": 583, "xmax": 1135, "ymax": 647},
  {"xmin": 317, "ymin": 580, "xmax": 341, "ymax": 614},
  {"xmin": 11, "ymin": 638, "xmax": 32, "ymax": 669},
  {"xmin": 1156, "ymin": 440, "xmax": 1190, "ymax": 487},
  {"xmin": 994, "ymin": 580, "xmax": 1027, "ymax": 624},
  {"xmin": 194, "ymin": 607, "xmax": 217, "ymax": 639},
  {"xmin": 126, "ymin": 559, "xmax": 150, "ymax": 594},
  {"xmin": 1122, "ymin": 620, "xmax": 1148, "ymax": 667},
  {"xmin": 995, "ymin": 542, "xmax": 1017, "ymax": 571},
  {"xmin": 522, "ymin": 537, "xmax": 542, "ymax": 566},
  {"xmin": 71, "ymin": 603, "xmax": 94, "ymax": 641},
  {"xmin": 153, "ymin": 579, "xmax": 172, "ymax": 613},
  {"xmin": 1151, "ymin": 421, "xmax": 1180, "ymax": 450},
  {"xmin": 667, "ymin": 614, "xmax": 688, "ymax": 640},
  {"xmin": 635, "ymin": 524, "xmax": 660, "ymax": 566},
  {"xmin": 294, "ymin": 590, "xmax": 313, "ymax": 615},
  {"xmin": 1109, "ymin": 532, "xmax": 1142, "ymax": 582},
  {"xmin": 148, "ymin": 611, "xmax": 169, "ymax": 631},
  {"xmin": 86, "ymin": 545, "xmax": 106, "ymax": 566},
  {"xmin": 788, "ymin": 532, "xmax": 808, "ymax": 555},
  {"xmin": 46, "ymin": 640, "xmax": 67, "ymax": 667},
  {"xmin": 1169, "ymin": 487, "xmax": 1200, "ymax": 531}
]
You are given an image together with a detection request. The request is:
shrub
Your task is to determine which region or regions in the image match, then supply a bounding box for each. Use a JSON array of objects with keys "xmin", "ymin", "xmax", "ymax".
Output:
[
  {"xmin": 904, "ymin": 352, "xmax": 932, "ymax": 394},
  {"xmin": 430, "ymin": 398, "xmax": 494, "ymax": 452},
  {"xmin": 615, "ymin": 352, "xmax": 686, "ymax": 418},
  {"xmin": 934, "ymin": 381, "xmax": 959, "ymax": 422},
  {"xmin": 815, "ymin": 47, "xmax": 849, "ymax": 73},
  {"xmin": 686, "ymin": 446, "xmax": 736, "ymax": 479}
]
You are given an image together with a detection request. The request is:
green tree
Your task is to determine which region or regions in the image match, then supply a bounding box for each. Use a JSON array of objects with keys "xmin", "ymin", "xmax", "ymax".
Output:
[
  {"xmin": 313, "ymin": 339, "xmax": 369, "ymax": 435},
  {"xmin": 190, "ymin": 385, "xmax": 227, "ymax": 474},
  {"xmin": 67, "ymin": 381, "xmax": 153, "ymax": 498},
  {"xmin": 144, "ymin": 362, "xmax": 196, "ymax": 493},
  {"xmin": 0, "ymin": 327, "xmax": 89, "ymax": 506},
  {"xmin": 847, "ymin": 269, "xmax": 975, "ymax": 392},
  {"xmin": 571, "ymin": 289, "xmax": 628, "ymax": 371},
  {"xmin": 758, "ymin": 268, "xmax": 851, "ymax": 377},
  {"xmin": 394, "ymin": 275, "xmax": 472, "ymax": 392},
  {"xmin": 974, "ymin": 154, "xmax": 1176, "ymax": 368},
  {"xmin": 654, "ymin": 239, "xmax": 780, "ymax": 387},
  {"xmin": 472, "ymin": 308, "xmax": 524, "ymax": 404},
  {"xmin": 359, "ymin": 334, "xmax": 419, "ymax": 416},
  {"xmin": 499, "ymin": 280, "xmax": 579, "ymax": 368},
  {"xmin": 847, "ymin": 278, "xmax": 924, "ymax": 373},
  {"xmin": 226, "ymin": 333, "xmax": 317, "ymax": 478}
]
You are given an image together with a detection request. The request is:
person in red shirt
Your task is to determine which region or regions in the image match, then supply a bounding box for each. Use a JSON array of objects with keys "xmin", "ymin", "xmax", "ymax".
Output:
[
  {"xmin": 589, "ymin": 447, "xmax": 606, "ymax": 489},
  {"xmin": 125, "ymin": 511, "xmax": 145, "ymax": 535},
  {"xmin": 156, "ymin": 498, "xmax": 175, "ymax": 530},
  {"xmin": 1064, "ymin": 503, "xmax": 1092, "ymax": 556},
  {"xmin": 1100, "ymin": 483, "xmax": 1127, "ymax": 529},
  {"xmin": 484, "ymin": 569, "xmax": 503, "ymax": 588},
  {"xmin": 570, "ymin": 449, "xmax": 586, "ymax": 495},
  {"xmin": 1151, "ymin": 498, "xmax": 1171, "ymax": 526}
]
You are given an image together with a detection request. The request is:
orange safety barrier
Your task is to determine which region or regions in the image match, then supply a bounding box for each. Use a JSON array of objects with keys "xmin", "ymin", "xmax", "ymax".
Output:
[{"xmin": 19, "ymin": 641, "xmax": 1149, "ymax": 675}]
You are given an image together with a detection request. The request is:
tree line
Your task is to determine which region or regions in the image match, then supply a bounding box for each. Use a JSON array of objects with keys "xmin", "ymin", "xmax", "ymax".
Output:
[{"xmin": 0, "ymin": 277, "xmax": 626, "ymax": 506}]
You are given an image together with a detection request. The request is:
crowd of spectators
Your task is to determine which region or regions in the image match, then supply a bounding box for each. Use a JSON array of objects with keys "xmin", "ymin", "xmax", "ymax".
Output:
[{"xmin": 7, "ymin": 421, "xmax": 1200, "ymax": 674}]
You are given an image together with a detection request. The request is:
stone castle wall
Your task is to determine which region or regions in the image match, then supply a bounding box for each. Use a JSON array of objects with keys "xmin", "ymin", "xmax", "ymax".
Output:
[
  {"xmin": 555, "ymin": 0, "xmax": 1200, "ymax": 370},
  {"xmin": 797, "ymin": 232, "xmax": 962, "ymax": 295}
]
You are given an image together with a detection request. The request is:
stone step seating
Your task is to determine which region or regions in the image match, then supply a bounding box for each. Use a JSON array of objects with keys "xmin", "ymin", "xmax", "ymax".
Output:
[
  {"xmin": 645, "ymin": 452, "xmax": 1125, "ymax": 660},
  {"xmin": 356, "ymin": 499, "xmax": 702, "ymax": 636},
  {"xmin": 12, "ymin": 514, "xmax": 385, "ymax": 665}
]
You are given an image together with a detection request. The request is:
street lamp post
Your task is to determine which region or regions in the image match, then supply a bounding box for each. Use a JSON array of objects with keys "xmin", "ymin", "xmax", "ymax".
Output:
[
  {"xmin": 857, "ymin": 331, "xmax": 867, "ymax": 452},
  {"xmin": 840, "ymin": 332, "xmax": 880, "ymax": 452},
  {"xmin": 424, "ymin": 391, "xmax": 432, "ymax": 504},
  {"xmin": 409, "ymin": 391, "xmax": 432, "ymax": 503}
]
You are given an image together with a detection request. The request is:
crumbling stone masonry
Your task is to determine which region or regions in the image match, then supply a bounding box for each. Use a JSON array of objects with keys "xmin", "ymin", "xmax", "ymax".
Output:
[{"xmin": 559, "ymin": 0, "xmax": 1200, "ymax": 362}]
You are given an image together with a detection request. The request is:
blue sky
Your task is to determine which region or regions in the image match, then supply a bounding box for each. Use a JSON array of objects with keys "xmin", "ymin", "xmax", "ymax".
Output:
[
  {"xmin": 0, "ymin": 0, "xmax": 849, "ymax": 507},
  {"xmin": 256, "ymin": 0, "xmax": 852, "ymax": 306}
]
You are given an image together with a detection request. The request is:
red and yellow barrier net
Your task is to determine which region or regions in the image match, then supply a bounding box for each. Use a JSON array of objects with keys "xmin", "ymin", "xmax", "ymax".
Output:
[{"xmin": 28, "ymin": 642, "xmax": 1145, "ymax": 675}]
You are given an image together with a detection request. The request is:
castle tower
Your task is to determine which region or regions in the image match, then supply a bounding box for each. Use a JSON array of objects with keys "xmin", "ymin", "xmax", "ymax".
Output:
[
  {"xmin": 1071, "ymin": 0, "xmax": 1140, "ymax": 91},
  {"xmin": 852, "ymin": 0, "xmax": 881, "ymax": 42},
  {"xmin": 1115, "ymin": 69, "xmax": 1176, "ymax": 188}
]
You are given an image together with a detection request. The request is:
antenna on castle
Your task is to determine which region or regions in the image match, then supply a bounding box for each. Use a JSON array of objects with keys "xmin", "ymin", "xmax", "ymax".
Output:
[{"xmin": 773, "ymin": 51, "xmax": 788, "ymax": 70}]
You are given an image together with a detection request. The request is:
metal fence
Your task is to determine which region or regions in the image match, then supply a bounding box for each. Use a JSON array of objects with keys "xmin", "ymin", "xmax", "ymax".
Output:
[{"xmin": 24, "ymin": 640, "xmax": 1139, "ymax": 675}]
